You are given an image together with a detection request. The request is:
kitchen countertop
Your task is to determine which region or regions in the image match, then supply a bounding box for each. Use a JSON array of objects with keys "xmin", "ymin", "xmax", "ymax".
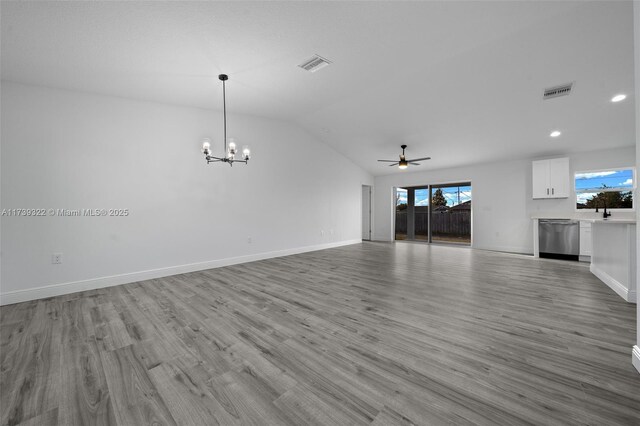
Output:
[
  {"xmin": 531, "ymin": 215, "xmax": 636, "ymax": 224},
  {"xmin": 584, "ymin": 218, "xmax": 636, "ymax": 224}
]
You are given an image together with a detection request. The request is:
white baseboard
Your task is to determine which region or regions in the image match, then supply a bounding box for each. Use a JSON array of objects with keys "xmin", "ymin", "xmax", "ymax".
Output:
[
  {"xmin": 474, "ymin": 245, "xmax": 533, "ymax": 256},
  {"xmin": 590, "ymin": 264, "xmax": 634, "ymax": 303},
  {"xmin": 0, "ymin": 239, "xmax": 362, "ymax": 306},
  {"xmin": 370, "ymin": 240, "xmax": 532, "ymax": 255},
  {"xmin": 633, "ymin": 346, "xmax": 640, "ymax": 374}
]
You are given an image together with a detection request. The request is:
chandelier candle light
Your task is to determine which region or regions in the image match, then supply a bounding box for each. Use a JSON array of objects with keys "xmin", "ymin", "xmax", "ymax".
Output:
[{"xmin": 201, "ymin": 74, "xmax": 251, "ymax": 166}]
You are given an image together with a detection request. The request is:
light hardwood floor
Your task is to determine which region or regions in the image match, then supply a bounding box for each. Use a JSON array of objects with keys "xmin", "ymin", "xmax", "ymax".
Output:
[{"xmin": 1, "ymin": 242, "xmax": 639, "ymax": 425}]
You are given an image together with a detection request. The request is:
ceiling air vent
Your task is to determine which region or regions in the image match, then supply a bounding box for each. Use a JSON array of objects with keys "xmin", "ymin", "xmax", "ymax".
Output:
[
  {"xmin": 543, "ymin": 83, "xmax": 573, "ymax": 100},
  {"xmin": 298, "ymin": 55, "xmax": 332, "ymax": 73}
]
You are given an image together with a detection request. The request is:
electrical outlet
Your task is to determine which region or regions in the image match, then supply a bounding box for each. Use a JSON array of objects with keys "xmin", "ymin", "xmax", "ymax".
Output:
[
  {"xmin": 247, "ymin": 237, "xmax": 252, "ymax": 244},
  {"xmin": 52, "ymin": 253, "xmax": 62, "ymax": 264},
  {"xmin": 321, "ymin": 230, "xmax": 325, "ymax": 236}
]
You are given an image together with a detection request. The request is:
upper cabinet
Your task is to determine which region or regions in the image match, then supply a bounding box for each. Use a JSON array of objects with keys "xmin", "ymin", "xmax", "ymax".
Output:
[{"xmin": 532, "ymin": 157, "xmax": 570, "ymax": 199}]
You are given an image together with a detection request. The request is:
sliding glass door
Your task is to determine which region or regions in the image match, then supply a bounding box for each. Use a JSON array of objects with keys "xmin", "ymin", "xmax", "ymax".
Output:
[
  {"xmin": 429, "ymin": 183, "xmax": 472, "ymax": 245},
  {"xmin": 395, "ymin": 182, "xmax": 471, "ymax": 245},
  {"xmin": 414, "ymin": 188, "xmax": 429, "ymax": 241},
  {"xmin": 395, "ymin": 188, "xmax": 408, "ymax": 240},
  {"xmin": 395, "ymin": 187, "xmax": 429, "ymax": 241}
]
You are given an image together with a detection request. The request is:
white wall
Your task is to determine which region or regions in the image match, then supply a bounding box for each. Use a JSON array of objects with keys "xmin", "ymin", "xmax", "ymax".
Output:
[
  {"xmin": 0, "ymin": 82, "xmax": 373, "ymax": 304},
  {"xmin": 373, "ymin": 146, "xmax": 636, "ymax": 254}
]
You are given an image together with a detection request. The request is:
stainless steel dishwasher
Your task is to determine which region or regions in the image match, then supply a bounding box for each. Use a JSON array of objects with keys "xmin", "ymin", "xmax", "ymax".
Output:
[{"xmin": 538, "ymin": 219, "xmax": 580, "ymax": 261}]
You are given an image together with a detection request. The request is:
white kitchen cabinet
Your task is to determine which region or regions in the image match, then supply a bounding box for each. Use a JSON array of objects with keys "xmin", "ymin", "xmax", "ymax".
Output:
[
  {"xmin": 580, "ymin": 221, "xmax": 592, "ymax": 258},
  {"xmin": 532, "ymin": 157, "xmax": 570, "ymax": 199},
  {"xmin": 532, "ymin": 160, "xmax": 550, "ymax": 199}
]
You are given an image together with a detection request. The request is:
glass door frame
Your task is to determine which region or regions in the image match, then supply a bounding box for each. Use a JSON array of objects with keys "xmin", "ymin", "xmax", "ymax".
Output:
[
  {"xmin": 393, "ymin": 180, "xmax": 473, "ymax": 246},
  {"xmin": 428, "ymin": 181, "xmax": 472, "ymax": 245}
]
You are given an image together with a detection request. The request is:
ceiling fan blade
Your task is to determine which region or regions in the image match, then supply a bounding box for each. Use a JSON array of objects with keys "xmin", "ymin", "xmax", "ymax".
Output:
[
  {"xmin": 378, "ymin": 159, "xmax": 398, "ymax": 162},
  {"xmin": 388, "ymin": 163, "xmax": 399, "ymax": 166},
  {"xmin": 406, "ymin": 157, "xmax": 431, "ymax": 162},
  {"xmin": 409, "ymin": 162, "xmax": 421, "ymax": 166}
]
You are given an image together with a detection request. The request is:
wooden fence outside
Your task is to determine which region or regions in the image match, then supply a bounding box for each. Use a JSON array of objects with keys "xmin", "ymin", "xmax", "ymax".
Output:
[{"xmin": 395, "ymin": 207, "xmax": 471, "ymax": 236}]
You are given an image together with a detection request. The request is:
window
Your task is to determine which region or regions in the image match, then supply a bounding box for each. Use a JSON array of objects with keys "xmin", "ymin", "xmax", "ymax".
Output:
[{"xmin": 575, "ymin": 168, "xmax": 634, "ymax": 210}]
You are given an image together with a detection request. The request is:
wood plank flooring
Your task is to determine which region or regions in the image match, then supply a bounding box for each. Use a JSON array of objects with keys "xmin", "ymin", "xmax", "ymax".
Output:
[{"xmin": 1, "ymin": 242, "xmax": 639, "ymax": 425}]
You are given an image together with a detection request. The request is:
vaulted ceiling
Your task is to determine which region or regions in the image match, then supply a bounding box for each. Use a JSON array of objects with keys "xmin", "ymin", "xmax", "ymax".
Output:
[{"xmin": 1, "ymin": 1, "xmax": 635, "ymax": 175}]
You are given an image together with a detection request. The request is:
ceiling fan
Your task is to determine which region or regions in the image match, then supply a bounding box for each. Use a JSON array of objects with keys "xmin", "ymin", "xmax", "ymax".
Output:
[{"xmin": 378, "ymin": 145, "xmax": 431, "ymax": 169}]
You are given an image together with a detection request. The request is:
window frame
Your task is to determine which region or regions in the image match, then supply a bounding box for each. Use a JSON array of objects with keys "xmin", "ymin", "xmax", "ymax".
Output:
[{"xmin": 573, "ymin": 167, "xmax": 636, "ymax": 212}]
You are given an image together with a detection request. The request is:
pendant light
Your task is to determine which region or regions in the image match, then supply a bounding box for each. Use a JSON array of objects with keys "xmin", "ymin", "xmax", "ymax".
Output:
[{"xmin": 201, "ymin": 74, "xmax": 250, "ymax": 166}]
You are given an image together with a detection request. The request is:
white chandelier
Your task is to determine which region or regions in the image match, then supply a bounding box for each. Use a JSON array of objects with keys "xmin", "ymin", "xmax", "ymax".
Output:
[{"xmin": 201, "ymin": 74, "xmax": 250, "ymax": 166}]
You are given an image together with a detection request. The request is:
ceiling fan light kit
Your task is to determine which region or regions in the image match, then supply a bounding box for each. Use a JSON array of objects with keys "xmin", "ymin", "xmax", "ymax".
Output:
[
  {"xmin": 378, "ymin": 144, "xmax": 430, "ymax": 170},
  {"xmin": 201, "ymin": 74, "xmax": 251, "ymax": 166}
]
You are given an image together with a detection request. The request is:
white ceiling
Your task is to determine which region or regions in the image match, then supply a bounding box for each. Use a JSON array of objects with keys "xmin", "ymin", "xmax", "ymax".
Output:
[{"xmin": 1, "ymin": 1, "xmax": 635, "ymax": 176}]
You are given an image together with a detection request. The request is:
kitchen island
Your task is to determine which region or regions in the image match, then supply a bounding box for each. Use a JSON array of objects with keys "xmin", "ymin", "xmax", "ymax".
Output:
[{"xmin": 588, "ymin": 219, "xmax": 636, "ymax": 303}]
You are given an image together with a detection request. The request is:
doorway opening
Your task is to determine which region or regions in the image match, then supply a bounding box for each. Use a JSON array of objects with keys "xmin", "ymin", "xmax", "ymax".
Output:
[
  {"xmin": 395, "ymin": 182, "xmax": 471, "ymax": 245},
  {"xmin": 362, "ymin": 185, "xmax": 372, "ymax": 241}
]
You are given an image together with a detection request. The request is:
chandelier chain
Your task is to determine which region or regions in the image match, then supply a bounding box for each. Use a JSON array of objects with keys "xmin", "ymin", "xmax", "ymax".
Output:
[{"xmin": 222, "ymin": 78, "xmax": 227, "ymax": 153}]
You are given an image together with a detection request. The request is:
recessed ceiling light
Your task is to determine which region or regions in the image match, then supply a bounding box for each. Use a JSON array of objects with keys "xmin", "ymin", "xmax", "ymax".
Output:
[
  {"xmin": 611, "ymin": 94, "xmax": 627, "ymax": 103},
  {"xmin": 550, "ymin": 130, "xmax": 561, "ymax": 138}
]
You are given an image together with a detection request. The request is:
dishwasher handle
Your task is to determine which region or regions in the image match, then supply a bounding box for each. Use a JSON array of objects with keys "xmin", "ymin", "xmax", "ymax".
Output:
[{"xmin": 539, "ymin": 219, "xmax": 579, "ymax": 225}]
